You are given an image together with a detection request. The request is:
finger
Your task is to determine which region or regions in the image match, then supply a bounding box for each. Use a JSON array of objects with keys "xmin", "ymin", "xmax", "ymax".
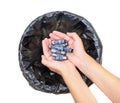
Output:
[
  {"xmin": 48, "ymin": 38, "xmax": 52, "ymax": 44},
  {"xmin": 42, "ymin": 38, "xmax": 50, "ymax": 58},
  {"xmin": 45, "ymin": 39, "xmax": 54, "ymax": 60},
  {"xmin": 45, "ymin": 38, "xmax": 52, "ymax": 57},
  {"xmin": 41, "ymin": 55, "xmax": 47, "ymax": 65},
  {"xmin": 41, "ymin": 55, "xmax": 51, "ymax": 67},
  {"xmin": 41, "ymin": 55, "xmax": 55, "ymax": 72},
  {"xmin": 49, "ymin": 33, "xmax": 60, "ymax": 40},
  {"xmin": 67, "ymin": 32, "xmax": 81, "ymax": 41},
  {"xmin": 53, "ymin": 31, "xmax": 70, "ymax": 41},
  {"xmin": 66, "ymin": 53, "xmax": 74, "ymax": 60},
  {"xmin": 67, "ymin": 32, "xmax": 85, "ymax": 50},
  {"xmin": 66, "ymin": 35, "xmax": 74, "ymax": 46}
]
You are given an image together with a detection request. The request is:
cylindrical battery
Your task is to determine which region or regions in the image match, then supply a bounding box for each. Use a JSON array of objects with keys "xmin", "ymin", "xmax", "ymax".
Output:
[
  {"xmin": 64, "ymin": 47, "xmax": 73, "ymax": 53},
  {"xmin": 51, "ymin": 49, "xmax": 66, "ymax": 55},
  {"xmin": 51, "ymin": 53, "xmax": 58, "ymax": 57},
  {"xmin": 59, "ymin": 42, "xmax": 68, "ymax": 47},
  {"xmin": 53, "ymin": 55, "xmax": 67, "ymax": 61},
  {"xmin": 51, "ymin": 40, "xmax": 66, "ymax": 45},
  {"xmin": 49, "ymin": 44, "xmax": 64, "ymax": 51}
]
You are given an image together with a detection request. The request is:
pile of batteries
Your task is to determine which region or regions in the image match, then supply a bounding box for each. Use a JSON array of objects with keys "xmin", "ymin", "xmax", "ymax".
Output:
[{"xmin": 49, "ymin": 39, "xmax": 73, "ymax": 61}]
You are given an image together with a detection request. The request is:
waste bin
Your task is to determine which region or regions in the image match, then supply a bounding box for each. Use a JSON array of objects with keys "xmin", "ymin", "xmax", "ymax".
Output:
[{"xmin": 18, "ymin": 11, "xmax": 102, "ymax": 94}]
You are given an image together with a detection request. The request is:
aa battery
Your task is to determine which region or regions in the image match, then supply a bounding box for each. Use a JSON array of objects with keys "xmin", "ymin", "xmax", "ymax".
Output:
[
  {"xmin": 51, "ymin": 39, "xmax": 66, "ymax": 45},
  {"xmin": 49, "ymin": 39, "xmax": 73, "ymax": 61},
  {"xmin": 49, "ymin": 45, "xmax": 64, "ymax": 51},
  {"xmin": 63, "ymin": 47, "xmax": 73, "ymax": 53},
  {"xmin": 51, "ymin": 49, "xmax": 66, "ymax": 55},
  {"xmin": 53, "ymin": 55, "xmax": 68, "ymax": 61}
]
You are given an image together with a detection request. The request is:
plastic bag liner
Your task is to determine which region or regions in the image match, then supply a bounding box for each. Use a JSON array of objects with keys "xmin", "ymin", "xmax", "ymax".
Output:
[{"xmin": 19, "ymin": 11, "xmax": 102, "ymax": 94}]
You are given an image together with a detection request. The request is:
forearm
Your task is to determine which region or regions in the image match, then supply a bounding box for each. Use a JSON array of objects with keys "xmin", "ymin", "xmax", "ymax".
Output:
[
  {"xmin": 76, "ymin": 53, "xmax": 120, "ymax": 102},
  {"xmin": 61, "ymin": 67, "xmax": 97, "ymax": 103}
]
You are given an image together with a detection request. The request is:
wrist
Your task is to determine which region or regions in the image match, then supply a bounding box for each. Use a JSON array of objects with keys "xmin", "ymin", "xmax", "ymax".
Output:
[
  {"xmin": 74, "ymin": 52, "xmax": 88, "ymax": 67},
  {"xmin": 61, "ymin": 66, "xmax": 76, "ymax": 78},
  {"xmin": 76, "ymin": 52, "xmax": 97, "ymax": 72}
]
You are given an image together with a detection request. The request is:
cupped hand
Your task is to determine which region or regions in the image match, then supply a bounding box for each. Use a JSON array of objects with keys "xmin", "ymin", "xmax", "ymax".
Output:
[
  {"xmin": 49, "ymin": 31, "xmax": 87, "ymax": 66},
  {"xmin": 41, "ymin": 38, "xmax": 75, "ymax": 75}
]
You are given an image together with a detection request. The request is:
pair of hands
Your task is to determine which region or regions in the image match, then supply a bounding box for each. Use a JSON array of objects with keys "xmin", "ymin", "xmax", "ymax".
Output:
[
  {"xmin": 42, "ymin": 31, "xmax": 120, "ymax": 102},
  {"xmin": 41, "ymin": 31, "xmax": 86, "ymax": 75}
]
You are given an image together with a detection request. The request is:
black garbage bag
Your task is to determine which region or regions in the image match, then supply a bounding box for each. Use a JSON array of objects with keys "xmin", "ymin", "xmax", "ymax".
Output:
[{"xmin": 19, "ymin": 11, "xmax": 102, "ymax": 94}]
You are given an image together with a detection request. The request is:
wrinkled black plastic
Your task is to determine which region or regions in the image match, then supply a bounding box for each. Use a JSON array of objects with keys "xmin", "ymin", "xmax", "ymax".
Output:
[{"xmin": 19, "ymin": 11, "xmax": 102, "ymax": 94}]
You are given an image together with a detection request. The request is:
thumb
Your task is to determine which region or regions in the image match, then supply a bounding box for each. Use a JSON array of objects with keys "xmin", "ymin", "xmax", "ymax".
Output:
[
  {"xmin": 66, "ymin": 53, "xmax": 75, "ymax": 61},
  {"xmin": 66, "ymin": 53, "xmax": 78, "ymax": 66},
  {"xmin": 41, "ymin": 55, "xmax": 48, "ymax": 66}
]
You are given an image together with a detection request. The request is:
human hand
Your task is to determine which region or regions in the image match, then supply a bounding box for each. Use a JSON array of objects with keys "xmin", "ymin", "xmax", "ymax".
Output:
[
  {"xmin": 49, "ymin": 31, "xmax": 87, "ymax": 66},
  {"xmin": 41, "ymin": 38, "xmax": 75, "ymax": 75},
  {"xmin": 42, "ymin": 34, "xmax": 98, "ymax": 103}
]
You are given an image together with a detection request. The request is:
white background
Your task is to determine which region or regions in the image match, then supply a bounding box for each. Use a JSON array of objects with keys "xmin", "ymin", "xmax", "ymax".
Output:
[{"xmin": 0, "ymin": 0, "xmax": 120, "ymax": 103}]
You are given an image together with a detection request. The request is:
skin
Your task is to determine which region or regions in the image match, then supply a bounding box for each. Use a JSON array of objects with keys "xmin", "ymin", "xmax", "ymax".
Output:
[
  {"xmin": 42, "ymin": 31, "xmax": 120, "ymax": 103},
  {"xmin": 42, "ymin": 38, "xmax": 97, "ymax": 103}
]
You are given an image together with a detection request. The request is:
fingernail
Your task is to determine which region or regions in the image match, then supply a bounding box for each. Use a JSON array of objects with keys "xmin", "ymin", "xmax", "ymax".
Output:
[
  {"xmin": 53, "ymin": 31, "xmax": 57, "ymax": 33},
  {"xmin": 49, "ymin": 33, "xmax": 52, "ymax": 36}
]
